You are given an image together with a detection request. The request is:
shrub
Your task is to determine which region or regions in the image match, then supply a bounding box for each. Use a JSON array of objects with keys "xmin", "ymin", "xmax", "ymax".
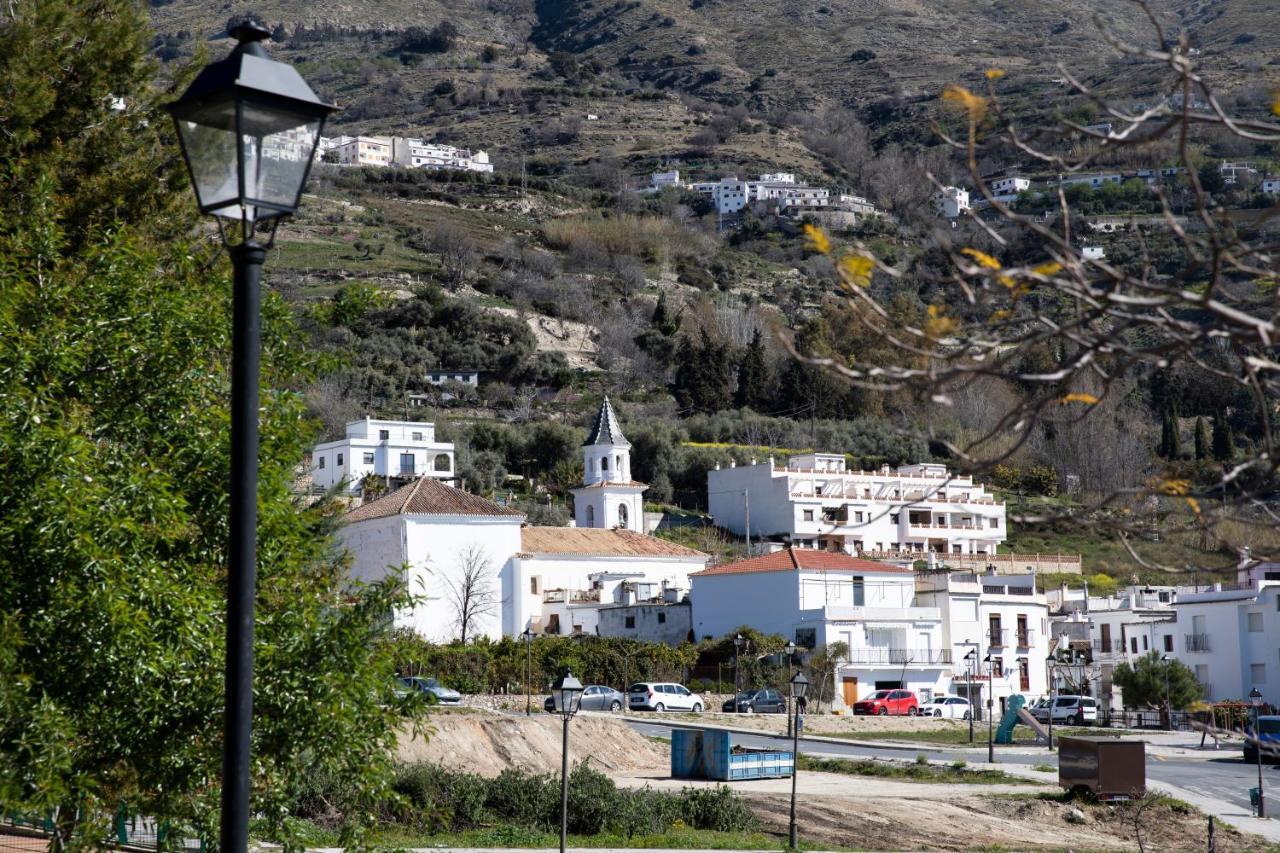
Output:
[
  {"xmin": 393, "ymin": 764, "xmax": 489, "ymax": 831},
  {"xmin": 485, "ymin": 767, "xmax": 559, "ymax": 827},
  {"xmin": 567, "ymin": 761, "xmax": 617, "ymax": 834},
  {"xmin": 680, "ymin": 784, "xmax": 756, "ymax": 832}
]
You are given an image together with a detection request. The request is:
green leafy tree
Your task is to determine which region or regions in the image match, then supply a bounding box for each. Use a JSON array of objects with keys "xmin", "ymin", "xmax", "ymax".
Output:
[
  {"xmin": 0, "ymin": 2, "xmax": 415, "ymax": 846},
  {"xmin": 1112, "ymin": 652, "xmax": 1202, "ymax": 718},
  {"xmin": 672, "ymin": 329, "xmax": 734, "ymax": 414}
]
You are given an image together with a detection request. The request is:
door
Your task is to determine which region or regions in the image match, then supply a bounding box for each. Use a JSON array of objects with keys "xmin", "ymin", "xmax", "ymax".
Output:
[
  {"xmin": 1100, "ymin": 623, "xmax": 1111, "ymax": 653},
  {"xmin": 581, "ymin": 686, "xmax": 600, "ymax": 711},
  {"xmin": 675, "ymin": 685, "xmax": 693, "ymax": 710},
  {"xmin": 842, "ymin": 677, "xmax": 859, "ymax": 708}
]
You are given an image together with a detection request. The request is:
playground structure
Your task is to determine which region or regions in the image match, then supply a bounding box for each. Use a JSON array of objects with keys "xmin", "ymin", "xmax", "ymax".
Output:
[{"xmin": 995, "ymin": 694, "xmax": 1049, "ymax": 744}]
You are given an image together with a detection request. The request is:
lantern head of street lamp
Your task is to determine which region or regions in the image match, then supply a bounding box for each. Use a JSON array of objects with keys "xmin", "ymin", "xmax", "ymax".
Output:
[
  {"xmin": 553, "ymin": 670, "xmax": 585, "ymax": 719},
  {"xmin": 784, "ymin": 640, "xmax": 797, "ymax": 657},
  {"xmin": 165, "ymin": 19, "xmax": 336, "ymax": 234},
  {"xmin": 790, "ymin": 671, "xmax": 809, "ymax": 700},
  {"xmin": 1250, "ymin": 687, "xmax": 1264, "ymax": 707},
  {"xmin": 733, "ymin": 633, "xmax": 745, "ymax": 649},
  {"xmin": 964, "ymin": 649, "xmax": 976, "ymax": 661}
]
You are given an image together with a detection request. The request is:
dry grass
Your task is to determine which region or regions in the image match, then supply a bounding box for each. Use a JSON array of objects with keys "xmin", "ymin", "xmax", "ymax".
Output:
[{"xmin": 542, "ymin": 213, "xmax": 713, "ymax": 261}]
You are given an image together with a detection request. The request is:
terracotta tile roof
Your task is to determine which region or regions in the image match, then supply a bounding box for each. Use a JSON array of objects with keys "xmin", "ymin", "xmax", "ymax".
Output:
[
  {"xmin": 519, "ymin": 527, "xmax": 706, "ymax": 559},
  {"xmin": 693, "ymin": 547, "xmax": 911, "ymax": 576},
  {"xmin": 344, "ymin": 477, "xmax": 524, "ymax": 523}
]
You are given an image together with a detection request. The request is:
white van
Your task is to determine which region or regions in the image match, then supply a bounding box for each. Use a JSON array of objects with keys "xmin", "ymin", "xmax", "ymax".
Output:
[
  {"xmin": 1032, "ymin": 695, "xmax": 1098, "ymax": 726},
  {"xmin": 628, "ymin": 682, "xmax": 704, "ymax": 713}
]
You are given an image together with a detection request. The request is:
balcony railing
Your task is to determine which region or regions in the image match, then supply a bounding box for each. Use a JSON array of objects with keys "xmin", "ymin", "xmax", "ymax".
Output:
[
  {"xmin": 1015, "ymin": 630, "xmax": 1035, "ymax": 648},
  {"xmin": 1185, "ymin": 633, "xmax": 1211, "ymax": 653},
  {"xmin": 1094, "ymin": 640, "xmax": 1126, "ymax": 654},
  {"xmin": 987, "ymin": 628, "xmax": 1009, "ymax": 646},
  {"xmin": 844, "ymin": 648, "xmax": 953, "ymax": 666},
  {"xmin": 543, "ymin": 588, "xmax": 601, "ymax": 604}
]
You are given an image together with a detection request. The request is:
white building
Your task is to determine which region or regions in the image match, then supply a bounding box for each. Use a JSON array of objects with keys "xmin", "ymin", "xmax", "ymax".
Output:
[
  {"xmin": 1059, "ymin": 172, "xmax": 1122, "ymax": 189},
  {"xmin": 707, "ymin": 455, "xmax": 1007, "ymax": 557},
  {"xmin": 990, "ymin": 176, "xmax": 1031, "ymax": 196},
  {"xmin": 339, "ymin": 477, "xmax": 526, "ymax": 642},
  {"xmin": 503, "ymin": 527, "xmax": 705, "ymax": 637},
  {"xmin": 570, "ymin": 397, "xmax": 646, "ymax": 532},
  {"xmin": 425, "ymin": 369, "xmax": 480, "ymax": 387},
  {"xmin": 1169, "ymin": 582, "xmax": 1280, "ymax": 705},
  {"xmin": 915, "ymin": 569, "xmax": 1051, "ymax": 711},
  {"xmin": 935, "ymin": 186, "xmax": 970, "ymax": 218},
  {"xmin": 392, "ymin": 138, "xmax": 493, "ymax": 172},
  {"xmin": 1262, "ymin": 177, "xmax": 1280, "ymax": 196},
  {"xmin": 650, "ymin": 169, "xmax": 682, "ymax": 191},
  {"xmin": 690, "ymin": 548, "xmax": 951, "ymax": 707},
  {"xmin": 324, "ymin": 135, "xmax": 393, "ymax": 167},
  {"xmin": 311, "ymin": 418, "xmax": 455, "ymax": 495},
  {"xmin": 694, "ymin": 175, "xmax": 828, "ymax": 216}
]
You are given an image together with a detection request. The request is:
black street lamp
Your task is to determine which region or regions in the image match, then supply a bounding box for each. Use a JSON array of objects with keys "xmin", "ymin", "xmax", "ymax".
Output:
[
  {"xmin": 553, "ymin": 670, "xmax": 585, "ymax": 853},
  {"xmin": 1160, "ymin": 654, "xmax": 1172, "ymax": 730},
  {"xmin": 963, "ymin": 649, "xmax": 976, "ymax": 744},
  {"xmin": 523, "ymin": 628, "xmax": 534, "ymax": 716},
  {"xmin": 784, "ymin": 640, "xmax": 797, "ymax": 735},
  {"xmin": 164, "ymin": 20, "xmax": 334, "ymax": 853},
  {"xmin": 788, "ymin": 671, "xmax": 809, "ymax": 851},
  {"xmin": 1046, "ymin": 654, "xmax": 1056, "ymax": 751},
  {"xmin": 984, "ymin": 654, "xmax": 994, "ymax": 764},
  {"xmin": 732, "ymin": 633, "xmax": 745, "ymax": 711},
  {"xmin": 1251, "ymin": 686, "xmax": 1265, "ymax": 818}
]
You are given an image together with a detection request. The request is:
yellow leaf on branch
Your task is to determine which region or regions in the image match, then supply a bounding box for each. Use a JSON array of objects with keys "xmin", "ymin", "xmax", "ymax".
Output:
[
  {"xmin": 985, "ymin": 68, "xmax": 1006, "ymax": 81},
  {"xmin": 942, "ymin": 84, "xmax": 988, "ymax": 121},
  {"xmin": 1058, "ymin": 393, "xmax": 1099, "ymax": 405},
  {"xmin": 839, "ymin": 253, "xmax": 874, "ymax": 286},
  {"xmin": 961, "ymin": 247, "xmax": 1001, "ymax": 269},
  {"xmin": 803, "ymin": 223, "xmax": 831, "ymax": 255}
]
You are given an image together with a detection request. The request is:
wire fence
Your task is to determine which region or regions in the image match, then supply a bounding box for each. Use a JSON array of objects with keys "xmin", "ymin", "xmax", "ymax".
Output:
[{"xmin": 1, "ymin": 811, "xmax": 204, "ymax": 852}]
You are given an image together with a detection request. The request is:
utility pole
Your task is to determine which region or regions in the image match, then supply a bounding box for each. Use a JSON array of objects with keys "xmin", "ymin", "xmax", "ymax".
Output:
[{"xmin": 744, "ymin": 489, "xmax": 751, "ymax": 556}]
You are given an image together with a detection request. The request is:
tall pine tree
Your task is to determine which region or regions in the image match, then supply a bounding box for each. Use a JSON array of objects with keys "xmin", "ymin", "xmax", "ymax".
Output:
[
  {"xmin": 1194, "ymin": 416, "xmax": 1210, "ymax": 460},
  {"xmin": 735, "ymin": 328, "xmax": 773, "ymax": 411},
  {"xmin": 1212, "ymin": 410, "xmax": 1235, "ymax": 460}
]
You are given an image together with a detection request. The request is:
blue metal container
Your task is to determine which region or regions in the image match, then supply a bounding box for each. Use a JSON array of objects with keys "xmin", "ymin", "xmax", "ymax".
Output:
[{"xmin": 671, "ymin": 729, "xmax": 794, "ymax": 780}]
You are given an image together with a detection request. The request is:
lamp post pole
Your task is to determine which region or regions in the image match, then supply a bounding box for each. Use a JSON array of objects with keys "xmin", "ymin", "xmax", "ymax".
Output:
[
  {"xmin": 1161, "ymin": 654, "xmax": 1171, "ymax": 730},
  {"xmin": 785, "ymin": 641, "xmax": 797, "ymax": 736},
  {"xmin": 164, "ymin": 22, "xmax": 335, "ymax": 852},
  {"xmin": 1046, "ymin": 656, "xmax": 1055, "ymax": 751},
  {"xmin": 985, "ymin": 654, "xmax": 994, "ymax": 764},
  {"xmin": 554, "ymin": 670, "xmax": 585, "ymax": 853},
  {"xmin": 1251, "ymin": 687, "xmax": 1265, "ymax": 818},
  {"xmin": 523, "ymin": 628, "xmax": 533, "ymax": 716},
  {"xmin": 964, "ymin": 649, "xmax": 976, "ymax": 744},
  {"xmin": 733, "ymin": 634, "xmax": 745, "ymax": 712},
  {"xmin": 788, "ymin": 672, "xmax": 809, "ymax": 851}
]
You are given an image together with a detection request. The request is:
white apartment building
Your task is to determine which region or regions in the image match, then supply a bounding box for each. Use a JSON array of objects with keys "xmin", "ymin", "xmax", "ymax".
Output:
[
  {"xmin": 760, "ymin": 172, "xmax": 796, "ymax": 184},
  {"xmin": 1058, "ymin": 172, "xmax": 1123, "ymax": 189},
  {"xmin": 570, "ymin": 397, "xmax": 646, "ymax": 532},
  {"xmin": 935, "ymin": 186, "xmax": 970, "ymax": 218},
  {"xmin": 1262, "ymin": 177, "xmax": 1280, "ymax": 196},
  {"xmin": 990, "ymin": 176, "xmax": 1031, "ymax": 196},
  {"xmin": 1169, "ymin": 582, "xmax": 1280, "ymax": 706},
  {"xmin": 324, "ymin": 135, "xmax": 393, "ymax": 167},
  {"xmin": 707, "ymin": 455, "xmax": 1007, "ymax": 558},
  {"xmin": 650, "ymin": 169, "xmax": 682, "ymax": 190},
  {"xmin": 690, "ymin": 548, "xmax": 952, "ymax": 707},
  {"xmin": 504, "ymin": 527, "xmax": 705, "ymax": 638},
  {"xmin": 425, "ymin": 369, "xmax": 480, "ymax": 387},
  {"xmin": 915, "ymin": 569, "xmax": 1051, "ymax": 712},
  {"xmin": 311, "ymin": 418, "xmax": 455, "ymax": 496},
  {"xmin": 392, "ymin": 138, "xmax": 493, "ymax": 172}
]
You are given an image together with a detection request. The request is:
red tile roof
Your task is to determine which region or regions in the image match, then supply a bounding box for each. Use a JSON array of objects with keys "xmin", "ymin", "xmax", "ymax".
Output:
[
  {"xmin": 693, "ymin": 547, "xmax": 911, "ymax": 576},
  {"xmin": 344, "ymin": 477, "xmax": 524, "ymax": 523},
  {"xmin": 519, "ymin": 527, "xmax": 706, "ymax": 558}
]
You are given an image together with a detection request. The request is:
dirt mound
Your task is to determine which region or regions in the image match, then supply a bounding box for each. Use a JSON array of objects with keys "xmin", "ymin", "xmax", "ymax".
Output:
[{"xmin": 397, "ymin": 711, "xmax": 668, "ymax": 777}]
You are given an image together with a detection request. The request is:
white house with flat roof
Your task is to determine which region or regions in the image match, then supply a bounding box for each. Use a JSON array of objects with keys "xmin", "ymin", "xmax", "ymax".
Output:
[
  {"xmin": 707, "ymin": 455, "xmax": 1006, "ymax": 558},
  {"xmin": 311, "ymin": 418, "xmax": 455, "ymax": 496},
  {"xmin": 691, "ymin": 548, "xmax": 950, "ymax": 707},
  {"xmin": 1169, "ymin": 582, "xmax": 1280, "ymax": 705},
  {"xmin": 935, "ymin": 186, "xmax": 970, "ymax": 218}
]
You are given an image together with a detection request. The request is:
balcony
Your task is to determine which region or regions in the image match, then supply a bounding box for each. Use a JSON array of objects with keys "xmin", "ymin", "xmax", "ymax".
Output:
[
  {"xmin": 1184, "ymin": 633, "xmax": 1211, "ymax": 653},
  {"xmin": 1015, "ymin": 630, "xmax": 1036, "ymax": 648},
  {"xmin": 543, "ymin": 588, "xmax": 601, "ymax": 605},
  {"xmin": 1094, "ymin": 640, "xmax": 1126, "ymax": 655},
  {"xmin": 987, "ymin": 628, "xmax": 1009, "ymax": 647},
  {"xmin": 843, "ymin": 648, "xmax": 953, "ymax": 666}
]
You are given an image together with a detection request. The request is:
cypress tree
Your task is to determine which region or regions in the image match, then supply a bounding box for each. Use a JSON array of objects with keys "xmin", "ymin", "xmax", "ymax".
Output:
[
  {"xmin": 1159, "ymin": 410, "xmax": 1173, "ymax": 459},
  {"xmin": 1194, "ymin": 416, "xmax": 1210, "ymax": 460},
  {"xmin": 1168, "ymin": 406, "xmax": 1183, "ymax": 460},
  {"xmin": 1212, "ymin": 410, "xmax": 1235, "ymax": 460},
  {"xmin": 651, "ymin": 290, "xmax": 681, "ymax": 337},
  {"xmin": 735, "ymin": 328, "xmax": 772, "ymax": 410}
]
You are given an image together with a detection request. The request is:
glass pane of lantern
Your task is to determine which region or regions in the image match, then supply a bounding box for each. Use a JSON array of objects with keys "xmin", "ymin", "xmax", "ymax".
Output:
[
  {"xmin": 240, "ymin": 101, "xmax": 321, "ymax": 217},
  {"xmin": 176, "ymin": 116, "xmax": 239, "ymax": 217}
]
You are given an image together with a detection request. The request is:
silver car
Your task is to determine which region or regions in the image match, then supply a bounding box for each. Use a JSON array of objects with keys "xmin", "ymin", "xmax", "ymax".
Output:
[
  {"xmin": 396, "ymin": 676, "xmax": 462, "ymax": 704},
  {"xmin": 545, "ymin": 684, "xmax": 626, "ymax": 713}
]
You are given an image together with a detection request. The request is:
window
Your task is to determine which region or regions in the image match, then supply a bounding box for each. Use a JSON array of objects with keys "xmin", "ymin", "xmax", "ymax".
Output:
[
  {"xmin": 363, "ymin": 452, "xmax": 375, "ymax": 464},
  {"xmin": 852, "ymin": 578, "xmax": 865, "ymax": 607},
  {"xmin": 412, "ymin": 431, "xmax": 423, "ymax": 441},
  {"xmin": 625, "ymin": 616, "xmax": 636, "ymax": 629},
  {"xmin": 1164, "ymin": 634, "xmax": 1174, "ymax": 653},
  {"xmin": 400, "ymin": 453, "xmax": 415, "ymax": 475},
  {"xmin": 991, "ymin": 658, "xmax": 1004, "ymax": 678},
  {"xmin": 658, "ymin": 612, "xmax": 666, "ymax": 624},
  {"xmin": 1252, "ymin": 663, "xmax": 1267, "ymax": 684},
  {"xmin": 1130, "ymin": 637, "xmax": 1138, "ymax": 654},
  {"xmin": 890, "ymin": 513, "xmax": 900, "ymax": 524},
  {"xmin": 854, "ymin": 511, "xmax": 864, "ymax": 523},
  {"xmin": 1142, "ymin": 636, "xmax": 1148, "ymax": 651},
  {"xmin": 618, "ymin": 503, "xmax": 629, "ymax": 529},
  {"xmin": 601, "ymin": 457, "xmax": 609, "ymax": 471},
  {"xmin": 802, "ymin": 509, "xmax": 814, "ymax": 521},
  {"xmin": 379, "ymin": 429, "xmax": 389, "ymax": 440},
  {"xmin": 1249, "ymin": 612, "xmax": 1264, "ymax": 632},
  {"xmin": 336, "ymin": 452, "xmax": 344, "ymax": 467},
  {"xmin": 991, "ymin": 518, "xmax": 1000, "ymax": 528},
  {"xmin": 530, "ymin": 577, "xmax": 540, "ymax": 594},
  {"xmin": 317, "ymin": 456, "xmax": 325, "ymax": 469},
  {"xmin": 434, "ymin": 454, "xmax": 450, "ymax": 472}
]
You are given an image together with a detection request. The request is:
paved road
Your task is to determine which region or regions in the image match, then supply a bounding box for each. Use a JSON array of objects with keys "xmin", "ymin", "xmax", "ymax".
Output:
[{"xmin": 624, "ymin": 718, "xmax": 1270, "ymax": 812}]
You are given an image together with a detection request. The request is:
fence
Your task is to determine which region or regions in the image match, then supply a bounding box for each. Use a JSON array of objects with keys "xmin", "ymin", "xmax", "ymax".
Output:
[{"xmin": 1, "ymin": 809, "xmax": 203, "ymax": 852}]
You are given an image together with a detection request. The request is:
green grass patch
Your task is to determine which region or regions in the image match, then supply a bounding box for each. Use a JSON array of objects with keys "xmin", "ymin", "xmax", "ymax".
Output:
[
  {"xmin": 352, "ymin": 824, "xmax": 839, "ymax": 850},
  {"xmin": 1031, "ymin": 763, "xmax": 1056, "ymax": 773},
  {"xmin": 798, "ymin": 754, "xmax": 1038, "ymax": 786}
]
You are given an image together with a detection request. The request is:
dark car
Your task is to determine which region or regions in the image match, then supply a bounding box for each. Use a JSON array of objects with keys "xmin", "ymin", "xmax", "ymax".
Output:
[
  {"xmin": 395, "ymin": 676, "xmax": 461, "ymax": 704},
  {"xmin": 721, "ymin": 688, "xmax": 788, "ymax": 714},
  {"xmin": 545, "ymin": 684, "xmax": 626, "ymax": 713},
  {"xmin": 1245, "ymin": 715, "xmax": 1280, "ymax": 764}
]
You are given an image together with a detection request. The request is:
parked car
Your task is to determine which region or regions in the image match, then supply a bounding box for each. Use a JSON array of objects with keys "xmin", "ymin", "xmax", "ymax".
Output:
[
  {"xmin": 853, "ymin": 689, "xmax": 919, "ymax": 716},
  {"xmin": 628, "ymin": 682, "xmax": 703, "ymax": 713},
  {"xmin": 922, "ymin": 695, "xmax": 972, "ymax": 719},
  {"xmin": 545, "ymin": 684, "xmax": 626, "ymax": 713},
  {"xmin": 395, "ymin": 676, "xmax": 462, "ymax": 705},
  {"xmin": 1032, "ymin": 695, "xmax": 1098, "ymax": 726},
  {"xmin": 1244, "ymin": 715, "xmax": 1280, "ymax": 764},
  {"xmin": 722, "ymin": 688, "xmax": 787, "ymax": 714}
]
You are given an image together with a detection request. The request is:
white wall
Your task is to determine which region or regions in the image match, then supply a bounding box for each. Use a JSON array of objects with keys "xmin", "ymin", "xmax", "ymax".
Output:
[{"xmin": 691, "ymin": 571, "xmax": 799, "ymax": 639}]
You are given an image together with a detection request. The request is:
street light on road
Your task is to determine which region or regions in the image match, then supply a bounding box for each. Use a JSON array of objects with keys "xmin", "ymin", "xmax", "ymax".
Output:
[
  {"xmin": 784, "ymin": 640, "xmax": 798, "ymax": 735},
  {"xmin": 1160, "ymin": 654, "xmax": 1172, "ymax": 730},
  {"xmin": 164, "ymin": 21, "xmax": 334, "ymax": 853},
  {"xmin": 984, "ymin": 654, "xmax": 994, "ymax": 764},
  {"xmin": 553, "ymin": 670, "xmax": 585, "ymax": 853},
  {"xmin": 963, "ymin": 649, "xmax": 976, "ymax": 744},
  {"xmin": 522, "ymin": 628, "xmax": 534, "ymax": 716},
  {"xmin": 1046, "ymin": 653, "xmax": 1057, "ymax": 751},
  {"xmin": 1251, "ymin": 686, "xmax": 1265, "ymax": 818},
  {"xmin": 732, "ymin": 633, "xmax": 745, "ymax": 711},
  {"xmin": 788, "ymin": 671, "xmax": 809, "ymax": 851}
]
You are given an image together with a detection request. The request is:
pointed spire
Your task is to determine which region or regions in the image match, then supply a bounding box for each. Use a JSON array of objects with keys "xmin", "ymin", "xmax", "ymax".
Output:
[{"xmin": 583, "ymin": 395, "xmax": 629, "ymax": 447}]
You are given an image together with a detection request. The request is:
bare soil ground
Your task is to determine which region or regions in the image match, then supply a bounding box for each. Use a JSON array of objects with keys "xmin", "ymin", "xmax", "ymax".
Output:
[
  {"xmin": 397, "ymin": 709, "xmax": 665, "ymax": 777},
  {"xmin": 486, "ymin": 305, "xmax": 599, "ymax": 370},
  {"xmin": 670, "ymin": 708, "xmax": 974, "ymax": 735}
]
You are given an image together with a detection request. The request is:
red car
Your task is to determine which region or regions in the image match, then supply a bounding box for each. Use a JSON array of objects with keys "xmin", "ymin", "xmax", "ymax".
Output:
[{"xmin": 852, "ymin": 689, "xmax": 919, "ymax": 716}]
